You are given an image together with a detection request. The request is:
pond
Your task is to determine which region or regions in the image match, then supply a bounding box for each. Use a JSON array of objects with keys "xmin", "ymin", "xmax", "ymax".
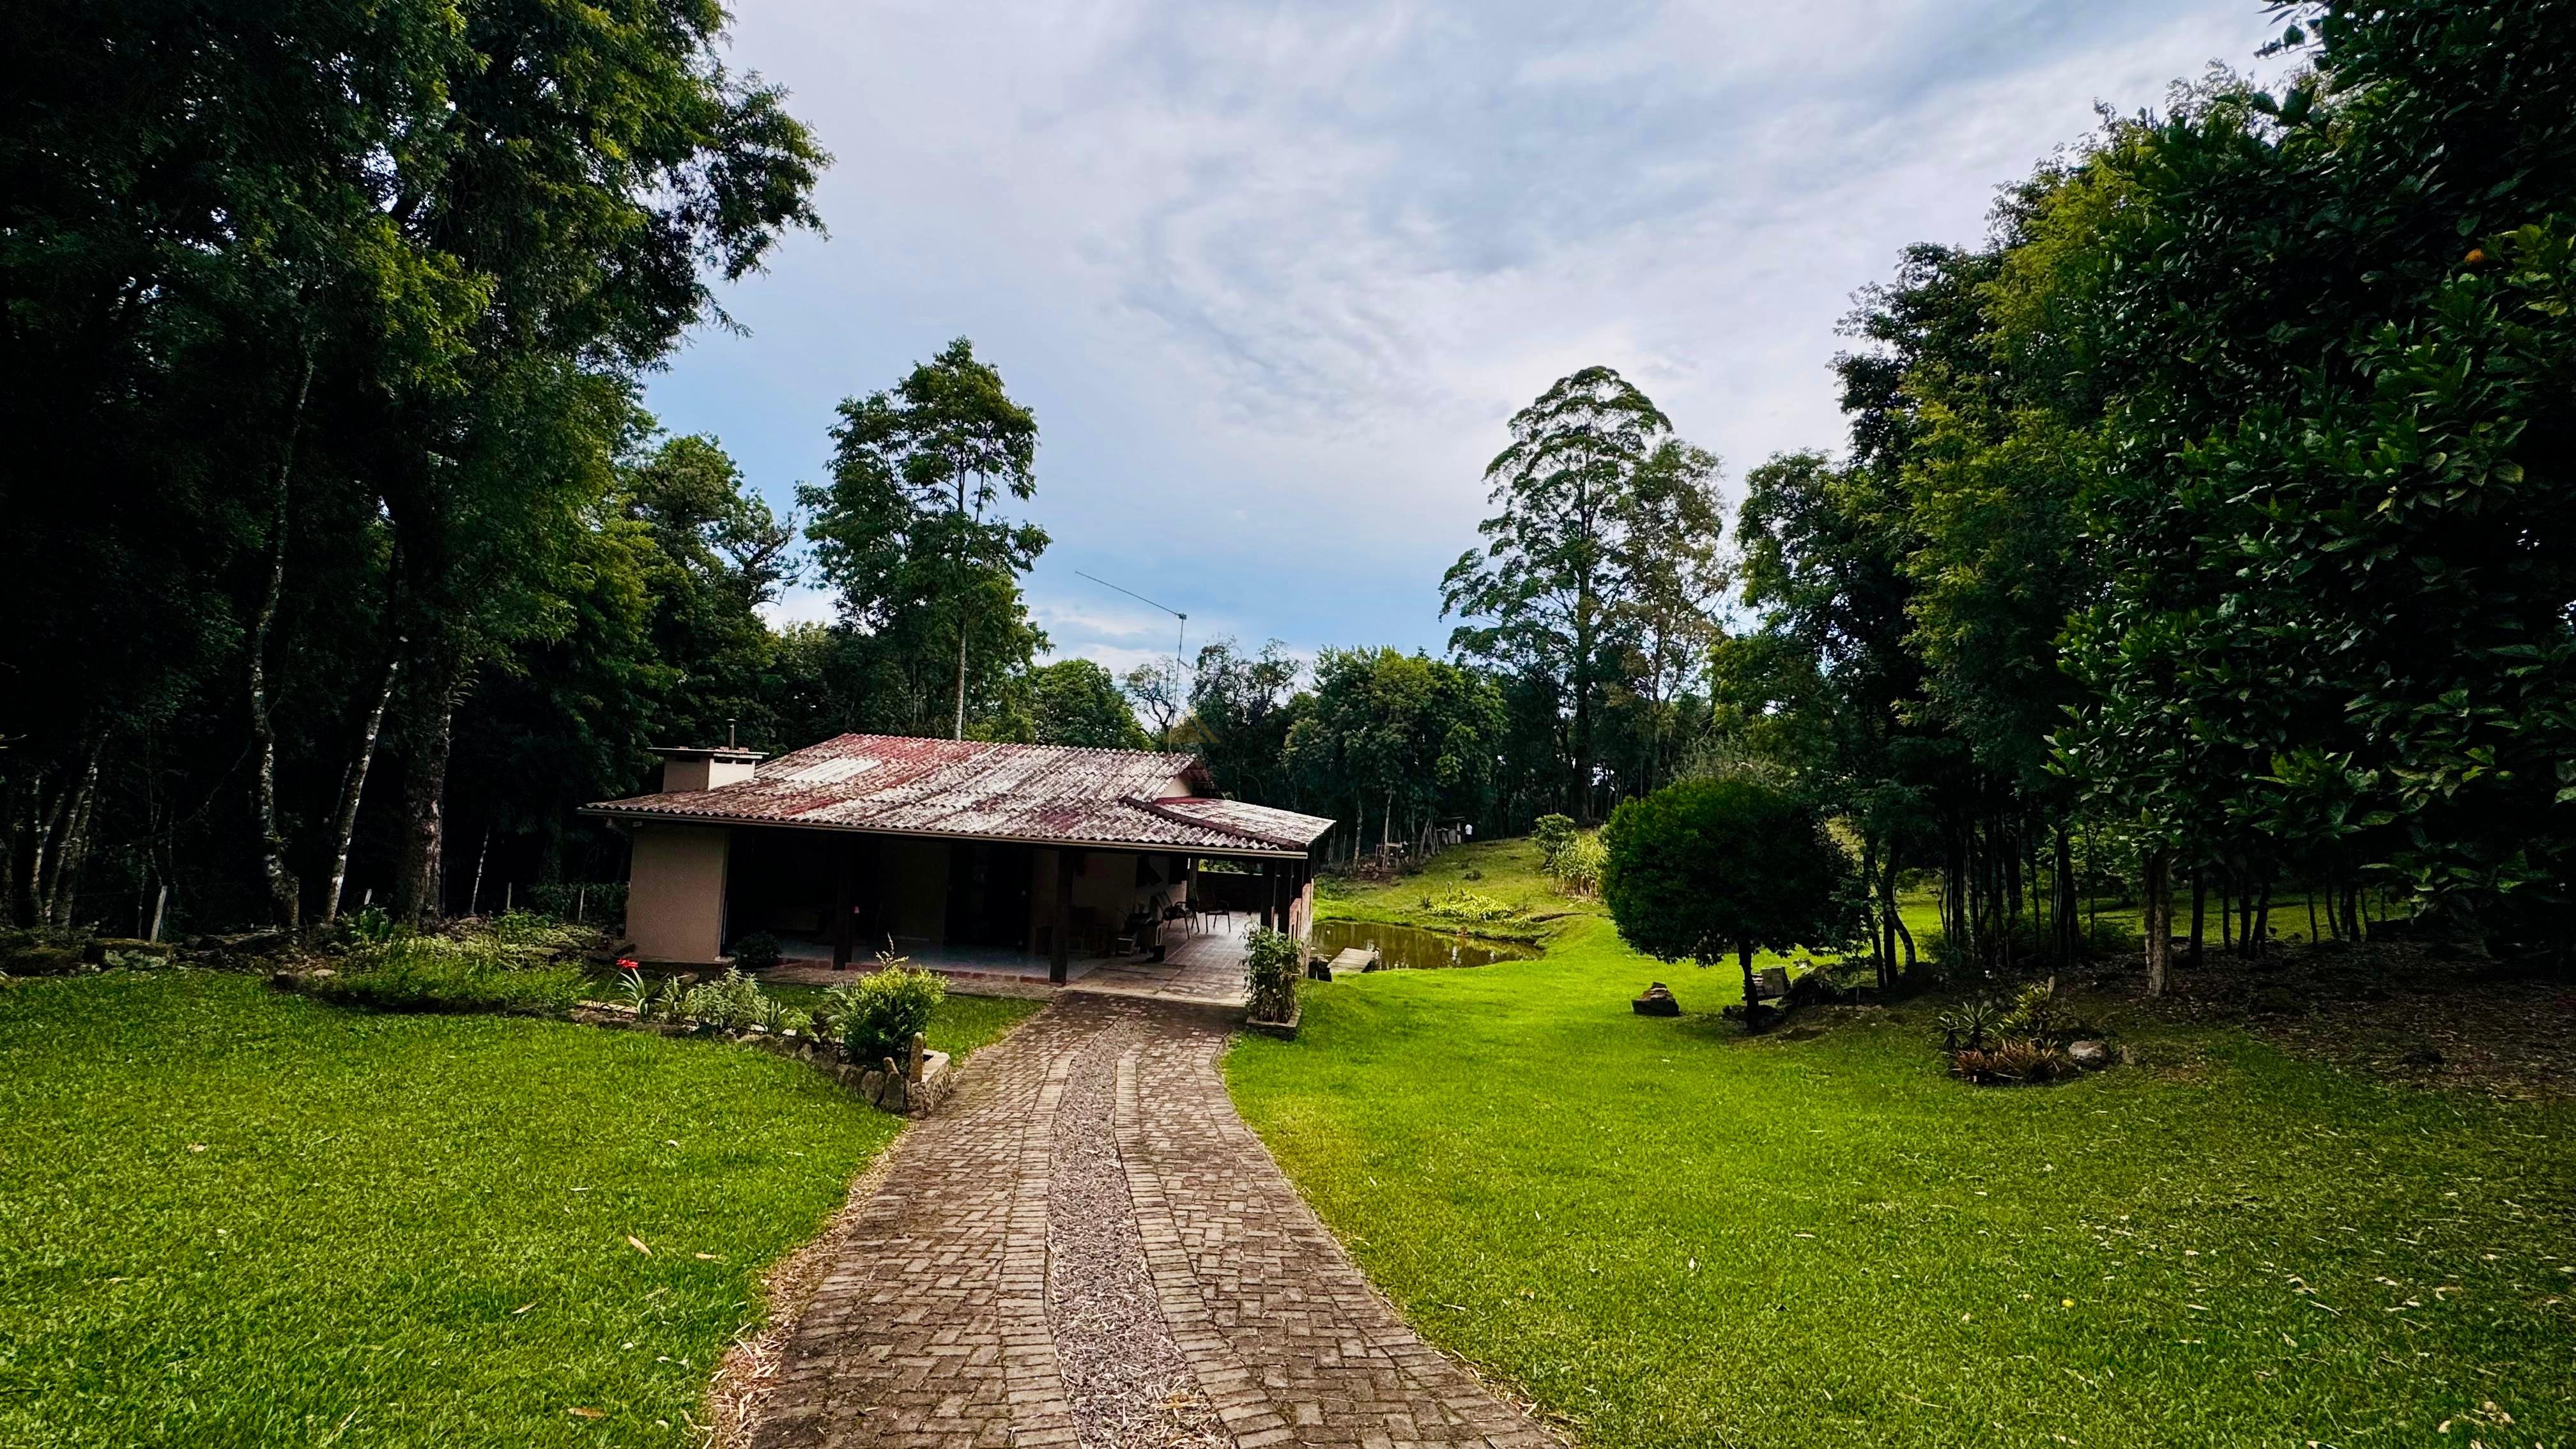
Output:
[{"xmin": 1308, "ymin": 918, "xmax": 1543, "ymax": 971}]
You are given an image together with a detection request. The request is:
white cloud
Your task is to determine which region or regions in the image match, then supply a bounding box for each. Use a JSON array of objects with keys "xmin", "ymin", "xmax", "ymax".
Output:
[{"xmin": 652, "ymin": 0, "xmax": 2290, "ymax": 660}]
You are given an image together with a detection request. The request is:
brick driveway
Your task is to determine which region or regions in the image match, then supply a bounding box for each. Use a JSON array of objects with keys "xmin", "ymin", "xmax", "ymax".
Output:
[{"xmin": 751, "ymin": 995, "xmax": 1556, "ymax": 1449}]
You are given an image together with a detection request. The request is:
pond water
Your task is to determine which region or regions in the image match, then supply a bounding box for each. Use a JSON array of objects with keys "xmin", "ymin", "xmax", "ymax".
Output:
[{"xmin": 1308, "ymin": 918, "xmax": 1542, "ymax": 971}]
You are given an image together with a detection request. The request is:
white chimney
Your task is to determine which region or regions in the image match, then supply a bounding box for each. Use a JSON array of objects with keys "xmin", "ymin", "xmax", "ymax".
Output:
[{"xmin": 656, "ymin": 746, "xmax": 763, "ymax": 793}]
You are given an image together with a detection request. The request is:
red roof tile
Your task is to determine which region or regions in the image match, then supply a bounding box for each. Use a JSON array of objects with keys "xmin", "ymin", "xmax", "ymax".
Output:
[{"xmin": 581, "ymin": 734, "xmax": 1334, "ymax": 856}]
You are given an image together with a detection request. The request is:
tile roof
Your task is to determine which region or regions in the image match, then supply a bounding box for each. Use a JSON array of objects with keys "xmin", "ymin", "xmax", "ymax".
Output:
[{"xmin": 582, "ymin": 734, "xmax": 1335, "ymax": 856}]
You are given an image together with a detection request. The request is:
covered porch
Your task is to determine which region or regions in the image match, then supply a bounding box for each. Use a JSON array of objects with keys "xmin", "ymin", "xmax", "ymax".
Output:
[
  {"xmin": 712, "ymin": 822, "xmax": 1314, "ymax": 989},
  {"xmin": 756, "ymin": 911, "xmax": 1265, "ymax": 1006}
]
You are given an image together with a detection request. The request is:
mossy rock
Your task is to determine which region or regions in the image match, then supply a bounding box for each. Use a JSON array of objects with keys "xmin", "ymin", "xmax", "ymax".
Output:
[{"xmin": 2, "ymin": 942, "xmax": 86, "ymax": 976}]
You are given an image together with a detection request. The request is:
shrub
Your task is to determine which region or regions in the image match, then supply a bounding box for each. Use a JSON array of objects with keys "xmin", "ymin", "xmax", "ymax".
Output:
[
  {"xmin": 679, "ymin": 967, "xmax": 770, "ymax": 1031},
  {"xmin": 526, "ymin": 880, "xmax": 626, "ymax": 927},
  {"xmin": 318, "ymin": 936, "xmax": 586, "ymax": 1016},
  {"xmin": 1243, "ymin": 928, "xmax": 1301, "ymax": 1023},
  {"xmin": 1936, "ymin": 997, "xmax": 2005, "ymax": 1052},
  {"xmin": 1531, "ymin": 814, "xmax": 1577, "ymax": 874},
  {"xmin": 729, "ymin": 932, "xmax": 783, "ymax": 972},
  {"xmin": 1554, "ymin": 831, "xmax": 1607, "ymax": 898},
  {"xmin": 345, "ymin": 906, "xmax": 402, "ymax": 946},
  {"xmin": 478, "ymin": 909, "xmax": 585, "ymax": 952},
  {"xmin": 1600, "ymin": 779, "xmax": 1855, "ymax": 973},
  {"xmin": 820, "ymin": 962, "xmax": 946, "ymax": 1065}
]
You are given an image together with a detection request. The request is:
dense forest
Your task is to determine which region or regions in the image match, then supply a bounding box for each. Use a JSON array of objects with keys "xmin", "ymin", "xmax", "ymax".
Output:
[{"xmin": 6, "ymin": 1, "xmax": 2573, "ymax": 982}]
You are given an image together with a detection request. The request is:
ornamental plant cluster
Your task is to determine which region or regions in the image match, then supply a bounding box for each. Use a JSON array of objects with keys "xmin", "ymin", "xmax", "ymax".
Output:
[
  {"xmin": 1243, "ymin": 928, "xmax": 1302, "ymax": 1023},
  {"xmin": 1936, "ymin": 979, "xmax": 2094, "ymax": 1086}
]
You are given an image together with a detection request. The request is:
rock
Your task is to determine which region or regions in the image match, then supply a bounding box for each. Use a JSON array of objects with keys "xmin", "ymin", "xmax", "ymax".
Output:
[
  {"xmin": 213, "ymin": 930, "xmax": 289, "ymax": 954},
  {"xmin": 3, "ymin": 943, "xmax": 85, "ymax": 977},
  {"xmin": 2067, "ymin": 1039, "xmax": 2115, "ymax": 1070},
  {"xmin": 1632, "ymin": 981, "xmax": 1681, "ymax": 1017}
]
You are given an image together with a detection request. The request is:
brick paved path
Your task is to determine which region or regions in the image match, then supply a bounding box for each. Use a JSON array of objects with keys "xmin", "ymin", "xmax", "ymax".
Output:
[{"xmin": 753, "ymin": 995, "xmax": 1555, "ymax": 1449}]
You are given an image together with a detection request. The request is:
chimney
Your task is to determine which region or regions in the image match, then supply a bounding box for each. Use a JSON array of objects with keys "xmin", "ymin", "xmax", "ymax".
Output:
[{"xmin": 656, "ymin": 744, "xmax": 765, "ymax": 793}]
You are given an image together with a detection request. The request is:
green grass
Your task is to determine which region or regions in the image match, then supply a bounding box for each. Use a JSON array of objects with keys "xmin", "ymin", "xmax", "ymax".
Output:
[
  {"xmin": 1233, "ymin": 871, "xmax": 2576, "ymax": 1447},
  {"xmin": 1317, "ymin": 834, "xmax": 1943, "ymax": 969},
  {"xmin": 0, "ymin": 969, "xmax": 1029, "ymax": 1447}
]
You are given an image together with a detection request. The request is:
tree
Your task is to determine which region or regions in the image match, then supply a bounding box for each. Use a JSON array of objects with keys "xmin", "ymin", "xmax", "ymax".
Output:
[
  {"xmin": 1029, "ymin": 659, "xmax": 1149, "ymax": 749},
  {"xmin": 1607, "ymin": 440, "xmax": 1728, "ymax": 795},
  {"xmin": 2, "ymin": 0, "xmax": 827, "ymax": 930},
  {"xmin": 1282, "ymin": 648, "xmax": 1507, "ymax": 859},
  {"xmin": 805, "ymin": 339, "xmax": 1043, "ymax": 741},
  {"xmin": 1121, "ymin": 659, "xmax": 1189, "ymax": 749},
  {"xmin": 802, "ymin": 340, "xmax": 1047, "ymax": 740},
  {"xmin": 1443, "ymin": 366, "xmax": 1678, "ymax": 820},
  {"xmin": 1186, "ymin": 639, "xmax": 1303, "ymax": 806},
  {"xmin": 1600, "ymin": 779, "xmax": 1855, "ymax": 1013}
]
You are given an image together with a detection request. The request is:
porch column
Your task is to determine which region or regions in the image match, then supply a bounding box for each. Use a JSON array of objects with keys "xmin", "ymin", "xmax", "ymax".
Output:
[
  {"xmin": 831, "ymin": 836, "xmax": 855, "ymax": 970},
  {"xmin": 1051, "ymin": 847, "xmax": 1077, "ymax": 985}
]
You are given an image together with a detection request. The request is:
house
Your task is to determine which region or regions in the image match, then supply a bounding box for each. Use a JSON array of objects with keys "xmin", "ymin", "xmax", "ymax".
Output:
[{"xmin": 581, "ymin": 734, "xmax": 1334, "ymax": 983}]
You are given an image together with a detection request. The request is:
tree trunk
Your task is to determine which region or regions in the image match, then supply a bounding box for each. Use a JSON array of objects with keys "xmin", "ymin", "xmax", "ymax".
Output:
[
  {"xmin": 394, "ymin": 656, "xmax": 463, "ymax": 926},
  {"xmin": 1571, "ymin": 598, "xmax": 1595, "ymax": 822},
  {"xmin": 2189, "ymin": 870, "xmax": 2207, "ymax": 968},
  {"xmin": 2142, "ymin": 848, "xmax": 2172, "ymax": 998},
  {"xmin": 44, "ymin": 741, "xmax": 104, "ymax": 930},
  {"xmin": 2053, "ymin": 823, "xmax": 2076, "ymax": 962},
  {"xmin": 951, "ymin": 611, "xmax": 969, "ymax": 740},
  {"xmin": 468, "ymin": 825, "xmax": 490, "ymax": 916},
  {"xmin": 321, "ymin": 645, "xmax": 401, "ymax": 922}
]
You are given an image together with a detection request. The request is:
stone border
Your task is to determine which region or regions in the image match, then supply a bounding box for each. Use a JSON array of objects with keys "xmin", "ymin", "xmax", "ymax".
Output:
[
  {"xmin": 265, "ymin": 969, "xmax": 957, "ymax": 1116},
  {"xmin": 567, "ymin": 1002, "xmax": 958, "ymax": 1115}
]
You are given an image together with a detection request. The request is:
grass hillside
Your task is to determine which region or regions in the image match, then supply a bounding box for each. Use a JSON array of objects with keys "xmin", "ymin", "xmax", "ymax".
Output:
[{"xmin": 1235, "ymin": 841, "xmax": 2574, "ymax": 1449}]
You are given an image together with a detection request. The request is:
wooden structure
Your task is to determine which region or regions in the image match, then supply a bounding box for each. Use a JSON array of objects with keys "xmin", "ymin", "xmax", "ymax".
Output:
[{"xmin": 583, "ymin": 735, "xmax": 1333, "ymax": 979}]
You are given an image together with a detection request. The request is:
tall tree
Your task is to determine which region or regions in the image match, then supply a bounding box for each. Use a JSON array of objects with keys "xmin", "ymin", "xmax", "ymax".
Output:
[
  {"xmin": 1443, "ymin": 366, "xmax": 1678, "ymax": 820},
  {"xmin": 803, "ymin": 339, "xmax": 1047, "ymax": 740},
  {"xmin": 1607, "ymin": 441, "xmax": 1728, "ymax": 795}
]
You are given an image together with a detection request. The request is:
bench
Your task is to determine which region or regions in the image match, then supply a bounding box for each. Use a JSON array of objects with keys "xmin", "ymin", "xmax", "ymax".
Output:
[{"xmin": 1741, "ymin": 964, "xmax": 1791, "ymax": 1027}]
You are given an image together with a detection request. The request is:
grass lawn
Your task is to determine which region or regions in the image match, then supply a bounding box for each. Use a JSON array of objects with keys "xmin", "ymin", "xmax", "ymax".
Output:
[
  {"xmin": 1315, "ymin": 833, "xmax": 1942, "ymax": 968},
  {"xmin": 1238, "ymin": 846, "xmax": 2575, "ymax": 1448},
  {"xmin": 0, "ymin": 969, "xmax": 1034, "ymax": 1448}
]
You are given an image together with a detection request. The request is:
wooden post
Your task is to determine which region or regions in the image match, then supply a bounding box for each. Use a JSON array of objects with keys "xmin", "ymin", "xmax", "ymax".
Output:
[
  {"xmin": 831, "ymin": 836, "xmax": 855, "ymax": 970},
  {"xmin": 1051, "ymin": 848, "xmax": 1076, "ymax": 985}
]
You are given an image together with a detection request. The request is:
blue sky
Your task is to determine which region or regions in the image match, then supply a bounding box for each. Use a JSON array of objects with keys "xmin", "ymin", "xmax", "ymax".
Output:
[{"xmin": 646, "ymin": 0, "xmax": 2288, "ymax": 677}]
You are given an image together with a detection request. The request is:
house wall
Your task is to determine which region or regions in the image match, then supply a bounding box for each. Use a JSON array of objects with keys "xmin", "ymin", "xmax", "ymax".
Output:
[
  {"xmin": 882, "ymin": 837, "xmax": 950, "ymax": 949},
  {"xmin": 1025, "ymin": 848, "xmax": 1191, "ymax": 952},
  {"xmin": 627, "ymin": 823, "xmax": 731, "ymax": 963}
]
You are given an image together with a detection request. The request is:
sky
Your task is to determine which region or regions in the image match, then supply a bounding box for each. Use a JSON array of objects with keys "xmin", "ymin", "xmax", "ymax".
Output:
[{"xmin": 645, "ymin": 0, "xmax": 2290, "ymax": 680}]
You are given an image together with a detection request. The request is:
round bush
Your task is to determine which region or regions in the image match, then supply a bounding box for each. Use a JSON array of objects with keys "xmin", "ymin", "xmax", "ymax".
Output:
[{"xmin": 1600, "ymin": 778, "xmax": 1853, "ymax": 970}]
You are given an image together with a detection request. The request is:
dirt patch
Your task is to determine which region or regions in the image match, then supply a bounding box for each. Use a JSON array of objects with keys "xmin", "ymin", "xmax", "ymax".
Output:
[
  {"xmin": 2130, "ymin": 937, "xmax": 2576, "ymax": 1102},
  {"xmin": 702, "ymin": 1149, "xmax": 899, "ymax": 1449}
]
